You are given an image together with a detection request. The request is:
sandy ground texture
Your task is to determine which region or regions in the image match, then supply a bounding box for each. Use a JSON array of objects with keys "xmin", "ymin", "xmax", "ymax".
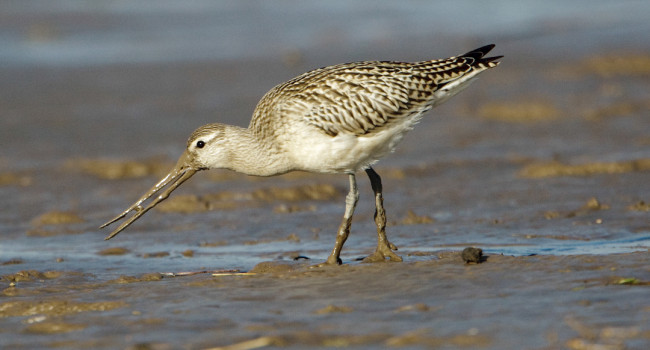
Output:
[
  {"xmin": 1, "ymin": 252, "xmax": 649, "ymax": 349},
  {"xmin": 2, "ymin": 2, "xmax": 650, "ymax": 349}
]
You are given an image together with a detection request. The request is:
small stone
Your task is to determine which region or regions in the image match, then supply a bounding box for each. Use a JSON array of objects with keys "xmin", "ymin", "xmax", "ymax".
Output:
[{"xmin": 461, "ymin": 247, "xmax": 483, "ymax": 264}]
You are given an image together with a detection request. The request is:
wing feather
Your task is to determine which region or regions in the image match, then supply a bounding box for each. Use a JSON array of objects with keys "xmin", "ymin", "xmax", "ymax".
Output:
[{"xmin": 250, "ymin": 45, "xmax": 501, "ymax": 137}]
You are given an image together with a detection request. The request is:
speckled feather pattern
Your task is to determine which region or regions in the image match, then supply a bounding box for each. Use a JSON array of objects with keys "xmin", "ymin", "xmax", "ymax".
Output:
[{"xmin": 250, "ymin": 45, "xmax": 501, "ymax": 141}]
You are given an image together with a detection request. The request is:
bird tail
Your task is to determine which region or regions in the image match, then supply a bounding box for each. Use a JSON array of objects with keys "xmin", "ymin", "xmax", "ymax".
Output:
[{"xmin": 461, "ymin": 44, "xmax": 502, "ymax": 68}]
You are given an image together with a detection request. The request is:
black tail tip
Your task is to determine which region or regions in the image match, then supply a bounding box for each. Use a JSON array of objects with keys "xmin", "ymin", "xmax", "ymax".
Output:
[{"xmin": 462, "ymin": 44, "xmax": 497, "ymax": 59}]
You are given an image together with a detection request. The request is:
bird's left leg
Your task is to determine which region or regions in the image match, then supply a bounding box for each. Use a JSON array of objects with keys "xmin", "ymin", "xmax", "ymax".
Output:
[{"xmin": 363, "ymin": 167, "xmax": 402, "ymax": 262}]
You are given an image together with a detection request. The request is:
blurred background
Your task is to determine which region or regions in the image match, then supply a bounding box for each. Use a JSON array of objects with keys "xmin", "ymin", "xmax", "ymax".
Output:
[
  {"xmin": 2, "ymin": 0, "xmax": 650, "ymax": 165},
  {"xmin": 3, "ymin": 0, "xmax": 649, "ymax": 67}
]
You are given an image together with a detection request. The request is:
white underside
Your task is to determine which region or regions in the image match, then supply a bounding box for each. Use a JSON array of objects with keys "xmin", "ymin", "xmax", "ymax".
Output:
[{"xmin": 284, "ymin": 113, "xmax": 423, "ymax": 174}]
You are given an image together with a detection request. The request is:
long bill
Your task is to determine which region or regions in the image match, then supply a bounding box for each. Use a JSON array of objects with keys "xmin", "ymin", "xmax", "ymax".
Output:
[{"xmin": 100, "ymin": 151, "xmax": 198, "ymax": 240}]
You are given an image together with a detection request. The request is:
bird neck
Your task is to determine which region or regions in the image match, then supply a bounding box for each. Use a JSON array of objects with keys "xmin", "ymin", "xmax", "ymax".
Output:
[{"xmin": 219, "ymin": 125, "xmax": 291, "ymax": 177}]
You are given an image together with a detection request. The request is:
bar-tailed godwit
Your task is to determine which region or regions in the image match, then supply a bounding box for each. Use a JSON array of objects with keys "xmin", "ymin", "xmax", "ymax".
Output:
[{"xmin": 101, "ymin": 44, "xmax": 502, "ymax": 265}]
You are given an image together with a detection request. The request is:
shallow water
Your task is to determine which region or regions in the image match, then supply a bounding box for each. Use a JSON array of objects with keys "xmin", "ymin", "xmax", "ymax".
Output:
[{"xmin": 2, "ymin": 1, "xmax": 650, "ymax": 349}]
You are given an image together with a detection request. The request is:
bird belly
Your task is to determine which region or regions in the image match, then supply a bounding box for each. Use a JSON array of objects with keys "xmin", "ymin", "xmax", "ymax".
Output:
[{"xmin": 284, "ymin": 119, "xmax": 416, "ymax": 174}]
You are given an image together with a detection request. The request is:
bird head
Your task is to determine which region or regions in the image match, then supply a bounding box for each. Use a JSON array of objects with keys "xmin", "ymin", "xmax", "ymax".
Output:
[{"xmin": 100, "ymin": 123, "xmax": 226, "ymax": 240}]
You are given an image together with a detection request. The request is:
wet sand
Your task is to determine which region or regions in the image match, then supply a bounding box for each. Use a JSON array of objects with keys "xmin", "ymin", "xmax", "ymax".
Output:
[
  {"xmin": 2, "ymin": 252, "xmax": 649, "ymax": 349},
  {"xmin": 2, "ymin": 2, "xmax": 650, "ymax": 349}
]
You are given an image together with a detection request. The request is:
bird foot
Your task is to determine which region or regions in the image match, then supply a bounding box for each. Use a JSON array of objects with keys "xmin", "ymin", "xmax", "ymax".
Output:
[
  {"xmin": 310, "ymin": 255, "xmax": 342, "ymax": 268},
  {"xmin": 362, "ymin": 243, "xmax": 402, "ymax": 263}
]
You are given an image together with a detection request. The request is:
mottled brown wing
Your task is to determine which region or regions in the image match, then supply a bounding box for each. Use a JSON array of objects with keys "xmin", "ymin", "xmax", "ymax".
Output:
[
  {"xmin": 288, "ymin": 63, "xmax": 428, "ymax": 136},
  {"xmin": 251, "ymin": 45, "xmax": 500, "ymax": 137}
]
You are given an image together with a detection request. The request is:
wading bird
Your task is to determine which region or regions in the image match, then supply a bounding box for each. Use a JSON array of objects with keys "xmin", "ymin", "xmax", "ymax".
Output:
[{"xmin": 101, "ymin": 44, "xmax": 501, "ymax": 265}]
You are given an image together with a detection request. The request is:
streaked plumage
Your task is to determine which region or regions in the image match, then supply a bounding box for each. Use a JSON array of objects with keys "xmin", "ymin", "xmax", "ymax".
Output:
[{"xmin": 101, "ymin": 44, "xmax": 502, "ymax": 265}]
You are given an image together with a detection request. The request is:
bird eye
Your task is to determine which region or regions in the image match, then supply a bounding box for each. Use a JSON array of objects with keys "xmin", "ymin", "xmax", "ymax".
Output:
[{"xmin": 196, "ymin": 140, "xmax": 205, "ymax": 149}]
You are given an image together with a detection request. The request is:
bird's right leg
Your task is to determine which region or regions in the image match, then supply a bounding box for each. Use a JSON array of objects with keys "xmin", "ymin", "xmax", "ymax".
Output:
[
  {"xmin": 323, "ymin": 173, "xmax": 359, "ymax": 265},
  {"xmin": 362, "ymin": 167, "xmax": 402, "ymax": 263}
]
